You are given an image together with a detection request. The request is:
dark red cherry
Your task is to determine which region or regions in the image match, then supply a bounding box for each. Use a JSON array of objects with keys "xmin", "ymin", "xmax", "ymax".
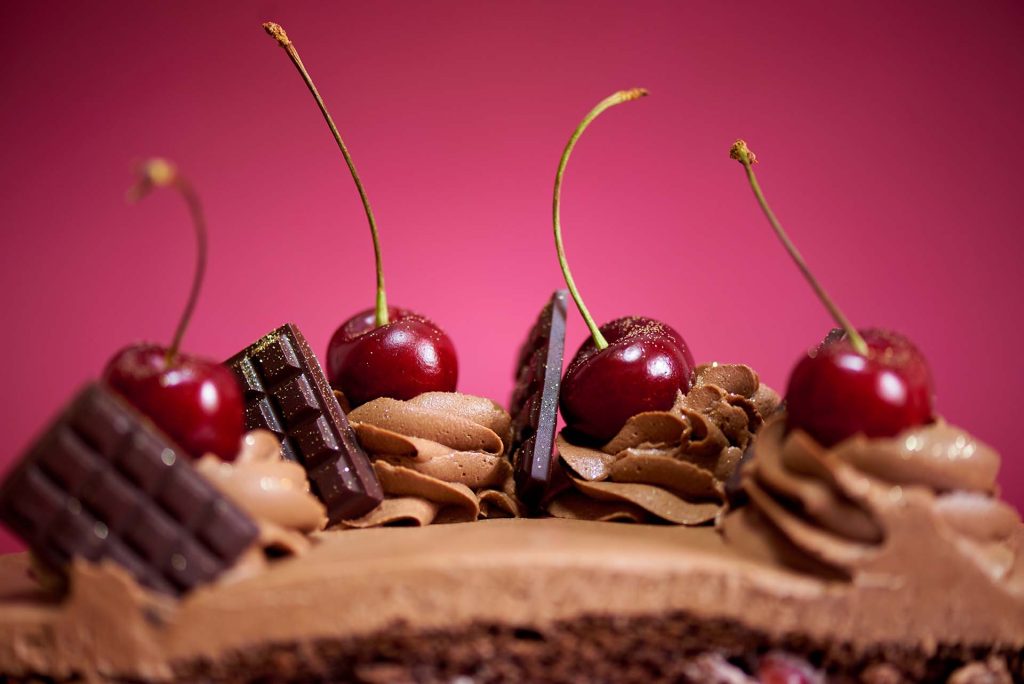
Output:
[
  {"xmin": 326, "ymin": 306, "xmax": 458, "ymax": 408},
  {"xmin": 104, "ymin": 344, "xmax": 244, "ymax": 460},
  {"xmin": 106, "ymin": 160, "xmax": 243, "ymax": 460},
  {"xmin": 786, "ymin": 328, "xmax": 934, "ymax": 446},
  {"xmin": 264, "ymin": 24, "xmax": 460, "ymax": 406},
  {"xmin": 560, "ymin": 316, "xmax": 695, "ymax": 443},
  {"xmin": 549, "ymin": 91, "xmax": 689, "ymax": 442},
  {"xmin": 729, "ymin": 142, "xmax": 936, "ymax": 448}
]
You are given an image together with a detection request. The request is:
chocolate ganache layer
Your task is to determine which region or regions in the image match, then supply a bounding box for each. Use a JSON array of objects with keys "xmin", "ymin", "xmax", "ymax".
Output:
[
  {"xmin": 339, "ymin": 392, "xmax": 521, "ymax": 527},
  {"xmin": 549, "ymin": 363, "xmax": 780, "ymax": 523}
]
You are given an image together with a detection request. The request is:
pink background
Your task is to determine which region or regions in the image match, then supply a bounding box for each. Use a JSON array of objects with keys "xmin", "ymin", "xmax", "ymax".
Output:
[{"xmin": 1, "ymin": 2, "xmax": 1022, "ymax": 553}]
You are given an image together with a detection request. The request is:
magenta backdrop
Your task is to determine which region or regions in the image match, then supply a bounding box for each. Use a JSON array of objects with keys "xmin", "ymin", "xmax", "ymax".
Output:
[{"xmin": 1, "ymin": 2, "xmax": 1022, "ymax": 553}]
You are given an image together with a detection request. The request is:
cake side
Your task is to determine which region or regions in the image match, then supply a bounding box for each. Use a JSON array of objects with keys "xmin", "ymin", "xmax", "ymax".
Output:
[{"xmin": 1, "ymin": 518, "xmax": 1022, "ymax": 682}]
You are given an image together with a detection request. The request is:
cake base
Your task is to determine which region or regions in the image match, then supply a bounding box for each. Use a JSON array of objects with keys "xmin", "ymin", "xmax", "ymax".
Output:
[
  {"xmin": 168, "ymin": 616, "xmax": 1022, "ymax": 683},
  {"xmin": 0, "ymin": 518, "xmax": 1021, "ymax": 683}
]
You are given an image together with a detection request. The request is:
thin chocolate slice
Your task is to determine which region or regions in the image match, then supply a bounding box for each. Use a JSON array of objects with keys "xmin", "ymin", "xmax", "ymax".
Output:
[
  {"xmin": 0, "ymin": 384, "xmax": 259, "ymax": 596},
  {"xmin": 226, "ymin": 324, "xmax": 382, "ymax": 523},
  {"xmin": 509, "ymin": 290, "xmax": 568, "ymax": 509}
]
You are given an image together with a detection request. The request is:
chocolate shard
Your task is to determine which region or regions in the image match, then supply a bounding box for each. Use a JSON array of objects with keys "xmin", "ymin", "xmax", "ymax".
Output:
[
  {"xmin": 226, "ymin": 323, "xmax": 382, "ymax": 524},
  {"xmin": 509, "ymin": 290, "xmax": 568, "ymax": 510},
  {"xmin": 0, "ymin": 384, "xmax": 259, "ymax": 596}
]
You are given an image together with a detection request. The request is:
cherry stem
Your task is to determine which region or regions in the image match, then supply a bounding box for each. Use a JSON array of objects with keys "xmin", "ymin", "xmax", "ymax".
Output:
[
  {"xmin": 263, "ymin": 21, "xmax": 389, "ymax": 327},
  {"xmin": 127, "ymin": 159, "xmax": 207, "ymax": 366},
  {"xmin": 729, "ymin": 140, "xmax": 868, "ymax": 356},
  {"xmin": 554, "ymin": 88, "xmax": 648, "ymax": 351}
]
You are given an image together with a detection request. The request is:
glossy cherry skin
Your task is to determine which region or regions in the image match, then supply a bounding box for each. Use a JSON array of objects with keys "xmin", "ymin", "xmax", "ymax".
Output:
[
  {"xmin": 326, "ymin": 306, "xmax": 458, "ymax": 408},
  {"xmin": 560, "ymin": 316, "xmax": 696, "ymax": 443},
  {"xmin": 785, "ymin": 328, "xmax": 934, "ymax": 447},
  {"xmin": 103, "ymin": 344, "xmax": 244, "ymax": 461}
]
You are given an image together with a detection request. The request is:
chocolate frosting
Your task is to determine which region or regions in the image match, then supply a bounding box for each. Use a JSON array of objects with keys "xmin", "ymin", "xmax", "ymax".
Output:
[
  {"xmin": 722, "ymin": 416, "xmax": 1024, "ymax": 593},
  {"xmin": 549, "ymin": 363, "xmax": 780, "ymax": 524},
  {"xmin": 3, "ymin": 517, "xmax": 1022, "ymax": 682},
  {"xmin": 195, "ymin": 431, "xmax": 327, "ymax": 563},
  {"xmin": 340, "ymin": 392, "xmax": 521, "ymax": 526}
]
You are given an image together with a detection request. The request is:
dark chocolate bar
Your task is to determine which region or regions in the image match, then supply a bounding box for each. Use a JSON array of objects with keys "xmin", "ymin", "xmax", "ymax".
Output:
[
  {"xmin": 226, "ymin": 324, "xmax": 382, "ymax": 523},
  {"xmin": 0, "ymin": 384, "xmax": 259, "ymax": 596},
  {"xmin": 509, "ymin": 290, "xmax": 567, "ymax": 509}
]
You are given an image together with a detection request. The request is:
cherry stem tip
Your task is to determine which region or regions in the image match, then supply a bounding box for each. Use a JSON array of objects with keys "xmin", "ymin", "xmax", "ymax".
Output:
[
  {"xmin": 127, "ymin": 158, "xmax": 178, "ymax": 203},
  {"xmin": 262, "ymin": 22, "xmax": 291, "ymax": 47}
]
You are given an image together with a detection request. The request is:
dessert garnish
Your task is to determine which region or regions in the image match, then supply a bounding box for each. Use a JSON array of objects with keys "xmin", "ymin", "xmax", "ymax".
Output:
[
  {"xmin": 729, "ymin": 140, "xmax": 934, "ymax": 445},
  {"xmin": 225, "ymin": 323, "xmax": 383, "ymax": 524},
  {"xmin": 341, "ymin": 392, "xmax": 519, "ymax": 526},
  {"xmin": 262, "ymin": 21, "xmax": 457, "ymax": 408},
  {"xmin": 724, "ymin": 141, "xmax": 1022, "ymax": 588},
  {"xmin": 508, "ymin": 290, "xmax": 568, "ymax": 509},
  {"xmin": 103, "ymin": 159, "xmax": 244, "ymax": 460},
  {"xmin": 723, "ymin": 410, "xmax": 1024, "ymax": 586},
  {"xmin": 0, "ymin": 384, "xmax": 259, "ymax": 596},
  {"xmin": 553, "ymin": 90, "xmax": 696, "ymax": 442},
  {"xmin": 548, "ymin": 363, "xmax": 779, "ymax": 524}
]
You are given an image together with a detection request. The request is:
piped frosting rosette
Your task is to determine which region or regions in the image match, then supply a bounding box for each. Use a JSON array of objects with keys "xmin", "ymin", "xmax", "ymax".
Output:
[
  {"xmin": 196, "ymin": 430, "xmax": 327, "ymax": 558},
  {"xmin": 722, "ymin": 416, "xmax": 1024, "ymax": 591},
  {"xmin": 339, "ymin": 392, "xmax": 521, "ymax": 527},
  {"xmin": 549, "ymin": 363, "xmax": 780, "ymax": 524}
]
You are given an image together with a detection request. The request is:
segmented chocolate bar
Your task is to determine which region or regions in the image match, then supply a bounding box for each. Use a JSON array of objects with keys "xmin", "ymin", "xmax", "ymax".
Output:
[
  {"xmin": 509, "ymin": 290, "xmax": 567, "ymax": 509},
  {"xmin": 226, "ymin": 324, "xmax": 382, "ymax": 523},
  {"xmin": 0, "ymin": 384, "xmax": 259, "ymax": 596}
]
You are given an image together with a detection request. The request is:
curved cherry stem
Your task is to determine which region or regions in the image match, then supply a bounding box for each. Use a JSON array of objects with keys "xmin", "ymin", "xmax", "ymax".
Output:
[
  {"xmin": 554, "ymin": 88, "xmax": 648, "ymax": 351},
  {"xmin": 729, "ymin": 140, "xmax": 867, "ymax": 356},
  {"xmin": 127, "ymin": 159, "xmax": 207, "ymax": 366},
  {"xmin": 263, "ymin": 21, "xmax": 389, "ymax": 327}
]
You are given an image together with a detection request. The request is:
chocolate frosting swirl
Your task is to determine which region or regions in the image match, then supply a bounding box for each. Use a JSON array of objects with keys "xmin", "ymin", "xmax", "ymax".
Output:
[
  {"xmin": 722, "ymin": 417, "xmax": 1024, "ymax": 592},
  {"xmin": 340, "ymin": 392, "xmax": 521, "ymax": 527},
  {"xmin": 196, "ymin": 431, "xmax": 327, "ymax": 559},
  {"xmin": 548, "ymin": 363, "xmax": 780, "ymax": 524}
]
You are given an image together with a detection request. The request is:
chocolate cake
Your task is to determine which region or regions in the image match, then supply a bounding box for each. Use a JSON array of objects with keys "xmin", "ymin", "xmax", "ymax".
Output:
[
  {"xmin": 0, "ymin": 304, "xmax": 1021, "ymax": 683},
  {"xmin": 0, "ymin": 517, "xmax": 1021, "ymax": 683}
]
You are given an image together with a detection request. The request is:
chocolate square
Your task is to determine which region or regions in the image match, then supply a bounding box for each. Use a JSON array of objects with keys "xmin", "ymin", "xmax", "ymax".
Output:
[
  {"xmin": 81, "ymin": 470, "xmax": 140, "ymax": 535},
  {"xmin": 0, "ymin": 384, "xmax": 260, "ymax": 596},
  {"xmin": 509, "ymin": 290, "xmax": 568, "ymax": 509},
  {"xmin": 225, "ymin": 323, "xmax": 382, "ymax": 523}
]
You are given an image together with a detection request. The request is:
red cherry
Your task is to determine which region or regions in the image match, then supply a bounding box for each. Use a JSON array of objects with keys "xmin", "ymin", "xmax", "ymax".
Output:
[
  {"xmin": 786, "ymin": 328, "xmax": 934, "ymax": 446},
  {"xmin": 264, "ymin": 23, "xmax": 461, "ymax": 406},
  {"xmin": 326, "ymin": 306, "xmax": 458, "ymax": 407},
  {"xmin": 729, "ymin": 142, "xmax": 936, "ymax": 447},
  {"xmin": 560, "ymin": 317, "xmax": 695, "ymax": 443},
  {"xmin": 107, "ymin": 160, "xmax": 243, "ymax": 460},
  {"xmin": 758, "ymin": 652, "xmax": 822, "ymax": 684},
  {"xmin": 549, "ymin": 91, "xmax": 694, "ymax": 443},
  {"xmin": 104, "ymin": 344, "xmax": 244, "ymax": 460}
]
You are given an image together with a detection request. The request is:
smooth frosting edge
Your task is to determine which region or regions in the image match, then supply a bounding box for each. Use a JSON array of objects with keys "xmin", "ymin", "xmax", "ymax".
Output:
[{"xmin": 2, "ymin": 518, "xmax": 1023, "ymax": 682}]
